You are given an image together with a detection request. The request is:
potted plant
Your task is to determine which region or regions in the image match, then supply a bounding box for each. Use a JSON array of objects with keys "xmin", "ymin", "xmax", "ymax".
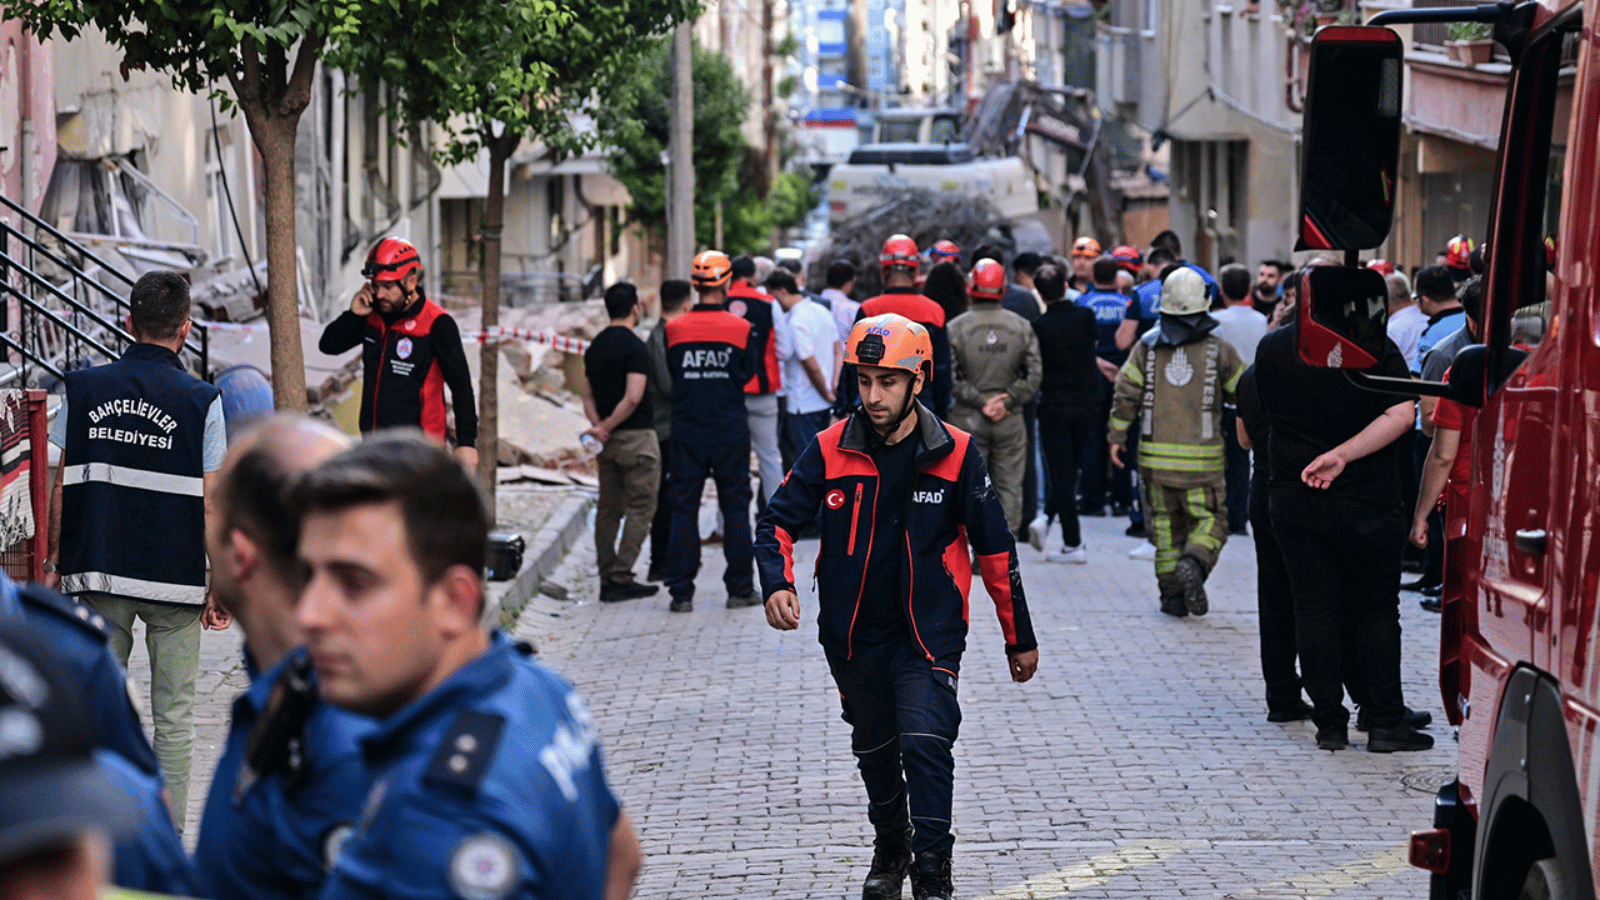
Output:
[{"xmin": 1446, "ymin": 20, "xmax": 1495, "ymax": 66}]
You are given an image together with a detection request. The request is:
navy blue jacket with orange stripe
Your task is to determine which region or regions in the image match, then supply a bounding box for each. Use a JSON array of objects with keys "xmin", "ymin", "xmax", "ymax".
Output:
[
  {"xmin": 755, "ymin": 403, "xmax": 1036, "ymax": 672},
  {"xmin": 665, "ymin": 302, "xmax": 757, "ymax": 445}
]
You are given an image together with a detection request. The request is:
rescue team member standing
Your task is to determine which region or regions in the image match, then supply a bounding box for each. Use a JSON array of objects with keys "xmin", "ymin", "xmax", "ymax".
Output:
[
  {"xmin": 756, "ymin": 314, "xmax": 1038, "ymax": 900},
  {"xmin": 855, "ymin": 235, "xmax": 954, "ymax": 418},
  {"xmin": 294, "ymin": 433, "xmax": 643, "ymax": 900},
  {"xmin": 727, "ymin": 256, "xmax": 788, "ymax": 504},
  {"xmin": 664, "ymin": 251, "xmax": 760, "ymax": 613},
  {"xmin": 47, "ymin": 270, "xmax": 232, "ymax": 825},
  {"xmin": 1108, "ymin": 267, "xmax": 1244, "ymax": 618},
  {"xmin": 581, "ymin": 283, "xmax": 661, "ymax": 603},
  {"xmin": 947, "ymin": 259, "xmax": 1042, "ymax": 534},
  {"xmin": 318, "ymin": 237, "xmax": 479, "ymax": 469},
  {"xmin": 192, "ymin": 417, "xmax": 373, "ymax": 900}
]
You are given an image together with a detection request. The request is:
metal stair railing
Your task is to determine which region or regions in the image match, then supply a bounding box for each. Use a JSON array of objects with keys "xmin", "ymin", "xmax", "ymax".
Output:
[{"xmin": 0, "ymin": 193, "xmax": 209, "ymax": 387}]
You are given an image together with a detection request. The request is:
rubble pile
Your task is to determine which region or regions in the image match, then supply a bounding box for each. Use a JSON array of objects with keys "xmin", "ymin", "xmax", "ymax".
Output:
[{"xmin": 809, "ymin": 189, "xmax": 1015, "ymax": 297}]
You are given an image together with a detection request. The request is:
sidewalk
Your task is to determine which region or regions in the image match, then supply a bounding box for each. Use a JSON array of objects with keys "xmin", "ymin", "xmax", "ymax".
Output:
[{"xmin": 518, "ymin": 512, "xmax": 1453, "ymax": 899}]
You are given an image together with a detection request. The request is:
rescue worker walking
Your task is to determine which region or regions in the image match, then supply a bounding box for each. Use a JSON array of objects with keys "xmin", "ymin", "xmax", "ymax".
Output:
[
  {"xmin": 1108, "ymin": 267, "xmax": 1244, "ymax": 617},
  {"xmin": 854, "ymin": 235, "xmax": 954, "ymax": 417},
  {"xmin": 663, "ymin": 251, "xmax": 760, "ymax": 613},
  {"xmin": 756, "ymin": 313, "xmax": 1038, "ymax": 900},
  {"xmin": 317, "ymin": 237, "xmax": 478, "ymax": 468},
  {"xmin": 947, "ymin": 259, "xmax": 1042, "ymax": 534}
]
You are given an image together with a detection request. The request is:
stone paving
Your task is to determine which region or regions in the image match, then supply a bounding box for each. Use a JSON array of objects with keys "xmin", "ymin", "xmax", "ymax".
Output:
[
  {"xmin": 522, "ymin": 511, "xmax": 1454, "ymax": 899},
  {"xmin": 130, "ymin": 489, "xmax": 1455, "ymax": 897}
]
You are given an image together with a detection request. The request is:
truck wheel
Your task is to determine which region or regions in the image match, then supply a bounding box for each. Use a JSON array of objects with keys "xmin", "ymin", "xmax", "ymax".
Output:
[{"xmin": 1518, "ymin": 858, "xmax": 1567, "ymax": 900}]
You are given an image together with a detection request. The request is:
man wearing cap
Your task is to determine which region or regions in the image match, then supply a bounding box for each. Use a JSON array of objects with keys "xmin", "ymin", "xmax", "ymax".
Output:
[
  {"xmin": 663, "ymin": 250, "xmax": 760, "ymax": 613},
  {"xmin": 0, "ymin": 617, "xmax": 144, "ymax": 900},
  {"xmin": 46, "ymin": 270, "xmax": 232, "ymax": 827},
  {"xmin": 318, "ymin": 237, "xmax": 478, "ymax": 469},
  {"xmin": 757, "ymin": 313, "xmax": 1037, "ymax": 900},
  {"xmin": 948, "ymin": 259, "xmax": 1042, "ymax": 534},
  {"xmin": 1108, "ymin": 267, "xmax": 1244, "ymax": 618},
  {"xmin": 191, "ymin": 415, "xmax": 375, "ymax": 900}
]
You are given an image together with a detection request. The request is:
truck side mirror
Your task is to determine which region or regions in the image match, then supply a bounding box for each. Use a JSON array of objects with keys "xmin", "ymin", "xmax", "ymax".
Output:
[
  {"xmin": 1296, "ymin": 26, "xmax": 1405, "ymax": 251},
  {"xmin": 1296, "ymin": 265, "xmax": 1390, "ymax": 370},
  {"xmin": 1445, "ymin": 344, "xmax": 1527, "ymax": 409}
]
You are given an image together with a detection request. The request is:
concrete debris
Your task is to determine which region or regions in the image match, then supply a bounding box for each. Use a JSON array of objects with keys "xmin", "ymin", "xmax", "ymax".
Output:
[{"xmin": 808, "ymin": 188, "xmax": 1017, "ymax": 297}]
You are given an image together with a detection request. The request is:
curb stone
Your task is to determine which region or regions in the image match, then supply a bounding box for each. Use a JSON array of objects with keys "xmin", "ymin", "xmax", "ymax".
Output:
[{"xmin": 484, "ymin": 492, "xmax": 595, "ymax": 630}]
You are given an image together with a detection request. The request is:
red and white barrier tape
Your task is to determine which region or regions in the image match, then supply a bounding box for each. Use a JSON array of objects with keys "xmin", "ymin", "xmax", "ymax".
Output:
[{"xmin": 45, "ymin": 311, "xmax": 588, "ymax": 354}]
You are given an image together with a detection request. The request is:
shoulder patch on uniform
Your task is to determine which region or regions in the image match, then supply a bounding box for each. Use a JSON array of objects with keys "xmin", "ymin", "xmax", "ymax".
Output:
[
  {"xmin": 17, "ymin": 584, "xmax": 112, "ymax": 641},
  {"xmin": 423, "ymin": 710, "xmax": 506, "ymax": 795},
  {"xmin": 448, "ymin": 833, "xmax": 519, "ymax": 900}
]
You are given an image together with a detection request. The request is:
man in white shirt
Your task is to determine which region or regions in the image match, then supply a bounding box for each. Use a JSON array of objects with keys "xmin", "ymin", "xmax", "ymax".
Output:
[
  {"xmin": 768, "ymin": 269, "xmax": 842, "ymax": 471},
  {"xmin": 1384, "ymin": 270, "xmax": 1427, "ymax": 370},
  {"xmin": 822, "ymin": 259, "xmax": 860, "ymax": 346},
  {"xmin": 1213, "ymin": 264, "xmax": 1269, "ymax": 535}
]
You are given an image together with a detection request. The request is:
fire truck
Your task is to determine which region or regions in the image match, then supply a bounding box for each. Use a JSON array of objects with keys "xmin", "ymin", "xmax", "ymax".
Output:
[{"xmin": 1291, "ymin": 3, "xmax": 1598, "ymax": 898}]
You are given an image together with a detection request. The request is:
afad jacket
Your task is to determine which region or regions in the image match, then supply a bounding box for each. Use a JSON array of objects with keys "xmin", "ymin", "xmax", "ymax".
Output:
[{"xmin": 755, "ymin": 404, "xmax": 1037, "ymax": 675}]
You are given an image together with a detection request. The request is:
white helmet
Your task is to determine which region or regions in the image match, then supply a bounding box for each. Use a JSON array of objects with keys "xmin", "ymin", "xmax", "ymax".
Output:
[{"xmin": 1160, "ymin": 267, "xmax": 1210, "ymax": 316}]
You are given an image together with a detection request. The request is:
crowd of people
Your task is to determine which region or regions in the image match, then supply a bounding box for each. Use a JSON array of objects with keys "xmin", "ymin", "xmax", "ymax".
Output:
[{"xmin": 7, "ymin": 225, "xmax": 1493, "ymax": 900}]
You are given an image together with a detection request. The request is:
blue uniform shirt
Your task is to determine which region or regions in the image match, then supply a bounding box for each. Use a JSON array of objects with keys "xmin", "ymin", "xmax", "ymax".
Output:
[
  {"xmin": 0, "ymin": 572, "xmax": 19, "ymax": 617},
  {"xmin": 100, "ymin": 749, "xmax": 197, "ymax": 896},
  {"xmin": 194, "ymin": 647, "xmax": 374, "ymax": 900},
  {"xmin": 15, "ymin": 582, "xmax": 162, "ymax": 777},
  {"xmin": 1077, "ymin": 289, "xmax": 1133, "ymax": 366},
  {"xmin": 323, "ymin": 634, "xmax": 621, "ymax": 900}
]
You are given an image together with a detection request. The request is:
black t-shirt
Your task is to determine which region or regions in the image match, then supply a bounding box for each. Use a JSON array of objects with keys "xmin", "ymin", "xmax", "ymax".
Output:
[
  {"xmin": 1032, "ymin": 302, "xmax": 1101, "ymax": 408},
  {"xmin": 1253, "ymin": 324, "xmax": 1411, "ymax": 508},
  {"xmin": 1235, "ymin": 365, "xmax": 1269, "ymax": 496},
  {"xmin": 584, "ymin": 325, "xmax": 653, "ymax": 431},
  {"xmin": 853, "ymin": 430, "xmax": 923, "ymax": 644}
]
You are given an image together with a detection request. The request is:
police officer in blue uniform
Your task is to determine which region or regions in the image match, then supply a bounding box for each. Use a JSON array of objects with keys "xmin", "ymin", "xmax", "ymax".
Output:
[
  {"xmin": 192, "ymin": 416, "xmax": 374, "ymax": 900},
  {"xmin": 1, "ymin": 571, "xmax": 194, "ymax": 895},
  {"xmin": 293, "ymin": 433, "xmax": 643, "ymax": 900}
]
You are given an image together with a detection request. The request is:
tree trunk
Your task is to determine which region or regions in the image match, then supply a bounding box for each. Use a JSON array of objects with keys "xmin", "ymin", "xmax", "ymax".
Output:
[
  {"xmin": 477, "ymin": 137, "xmax": 516, "ymax": 521},
  {"xmin": 248, "ymin": 114, "xmax": 309, "ymax": 412}
]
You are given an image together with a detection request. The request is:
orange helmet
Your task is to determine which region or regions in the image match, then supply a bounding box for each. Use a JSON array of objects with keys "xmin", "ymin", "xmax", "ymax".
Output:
[
  {"xmin": 1110, "ymin": 245, "xmax": 1143, "ymax": 273},
  {"xmin": 691, "ymin": 250, "xmax": 733, "ymax": 288},
  {"xmin": 363, "ymin": 237, "xmax": 423, "ymax": 282},
  {"xmin": 1071, "ymin": 236, "xmax": 1102, "ymax": 258},
  {"xmin": 1365, "ymin": 259, "xmax": 1396, "ymax": 277},
  {"xmin": 1444, "ymin": 235, "xmax": 1475, "ymax": 272},
  {"xmin": 929, "ymin": 240, "xmax": 962, "ymax": 264},
  {"xmin": 844, "ymin": 313, "xmax": 932, "ymax": 376},
  {"xmin": 968, "ymin": 258, "xmax": 1006, "ymax": 301},
  {"xmin": 880, "ymin": 234, "xmax": 920, "ymax": 271}
]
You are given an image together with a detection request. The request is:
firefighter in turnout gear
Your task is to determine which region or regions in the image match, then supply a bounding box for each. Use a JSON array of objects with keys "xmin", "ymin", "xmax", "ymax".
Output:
[{"xmin": 1108, "ymin": 267, "xmax": 1244, "ymax": 617}]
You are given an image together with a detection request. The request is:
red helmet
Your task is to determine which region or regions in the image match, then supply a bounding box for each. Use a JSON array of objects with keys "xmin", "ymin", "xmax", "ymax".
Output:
[
  {"xmin": 968, "ymin": 258, "xmax": 1007, "ymax": 301},
  {"xmin": 691, "ymin": 250, "xmax": 733, "ymax": 288},
  {"xmin": 363, "ymin": 237, "xmax": 423, "ymax": 283},
  {"xmin": 1444, "ymin": 235, "xmax": 1476, "ymax": 271},
  {"xmin": 1365, "ymin": 259, "xmax": 1396, "ymax": 277},
  {"xmin": 1071, "ymin": 236, "xmax": 1102, "ymax": 259},
  {"xmin": 880, "ymin": 234, "xmax": 920, "ymax": 271},
  {"xmin": 1110, "ymin": 245, "xmax": 1143, "ymax": 273},
  {"xmin": 929, "ymin": 240, "xmax": 962, "ymax": 264}
]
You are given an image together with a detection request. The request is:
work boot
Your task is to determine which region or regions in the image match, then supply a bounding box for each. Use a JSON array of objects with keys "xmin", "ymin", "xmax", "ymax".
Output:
[
  {"xmin": 1158, "ymin": 593, "xmax": 1187, "ymax": 618},
  {"xmin": 909, "ymin": 851, "xmax": 954, "ymax": 900},
  {"xmin": 1355, "ymin": 705, "xmax": 1432, "ymax": 732},
  {"xmin": 1368, "ymin": 723, "xmax": 1435, "ymax": 752},
  {"xmin": 1174, "ymin": 555, "xmax": 1208, "ymax": 616},
  {"xmin": 860, "ymin": 826, "xmax": 912, "ymax": 900}
]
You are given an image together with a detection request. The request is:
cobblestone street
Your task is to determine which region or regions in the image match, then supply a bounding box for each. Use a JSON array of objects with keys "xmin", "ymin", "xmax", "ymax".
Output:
[{"xmin": 134, "ymin": 502, "xmax": 1453, "ymax": 897}]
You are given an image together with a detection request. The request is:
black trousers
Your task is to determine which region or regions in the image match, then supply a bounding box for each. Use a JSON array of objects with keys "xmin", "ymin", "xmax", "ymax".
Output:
[
  {"xmin": 1270, "ymin": 489, "xmax": 1406, "ymax": 733},
  {"xmin": 1020, "ymin": 402, "xmax": 1038, "ymax": 531},
  {"xmin": 1249, "ymin": 485, "xmax": 1301, "ymax": 713},
  {"xmin": 664, "ymin": 437, "xmax": 754, "ymax": 603},
  {"xmin": 1038, "ymin": 402, "xmax": 1096, "ymax": 548},
  {"xmin": 649, "ymin": 436, "xmax": 675, "ymax": 576},
  {"xmin": 1222, "ymin": 409, "xmax": 1250, "ymax": 533},
  {"xmin": 1078, "ymin": 381, "xmax": 1111, "ymax": 510},
  {"xmin": 826, "ymin": 639, "xmax": 962, "ymax": 858}
]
